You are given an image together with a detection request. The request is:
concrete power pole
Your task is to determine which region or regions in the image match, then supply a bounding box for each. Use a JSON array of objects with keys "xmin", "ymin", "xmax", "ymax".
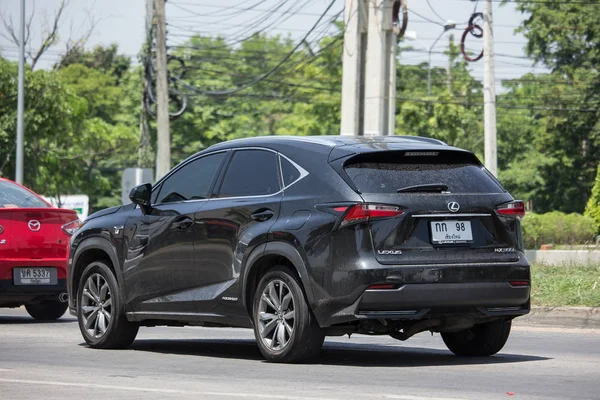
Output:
[
  {"xmin": 154, "ymin": 0, "xmax": 171, "ymax": 179},
  {"xmin": 364, "ymin": 0, "xmax": 396, "ymax": 136},
  {"xmin": 15, "ymin": 0, "xmax": 25, "ymax": 184},
  {"xmin": 340, "ymin": 0, "xmax": 396, "ymax": 136},
  {"xmin": 340, "ymin": 0, "xmax": 367, "ymax": 136},
  {"xmin": 483, "ymin": 0, "xmax": 497, "ymax": 176},
  {"xmin": 138, "ymin": 0, "xmax": 154, "ymax": 169}
]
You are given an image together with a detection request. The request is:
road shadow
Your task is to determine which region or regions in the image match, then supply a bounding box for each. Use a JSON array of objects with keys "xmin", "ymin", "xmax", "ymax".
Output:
[
  {"xmin": 127, "ymin": 338, "xmax": 550, "ymax": 367},
  {"xmin": 0, "ymin": 314, "xmax": 76, "ymax": 324}
]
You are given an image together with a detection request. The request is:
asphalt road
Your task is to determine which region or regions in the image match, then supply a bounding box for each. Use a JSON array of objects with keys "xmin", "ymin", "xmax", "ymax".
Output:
[{"xmin": 1, "ymin": 308, "xmax": 599, "ymax": 400}]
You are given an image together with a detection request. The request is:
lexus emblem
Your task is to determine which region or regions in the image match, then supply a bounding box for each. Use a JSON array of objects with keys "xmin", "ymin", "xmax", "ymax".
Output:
[
  {"xmin": 447, "ymin": 202, "xmax": 460, "ymax": 213},
  {"xmin": 28, "ymin": 220, "xmax": 41, "ymax": 232}
]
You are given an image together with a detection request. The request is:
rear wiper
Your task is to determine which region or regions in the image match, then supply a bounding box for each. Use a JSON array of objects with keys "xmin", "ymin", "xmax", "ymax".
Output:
[{"xmin": 397, "ymin": 183, "xmax": 449, "ymax": 193}]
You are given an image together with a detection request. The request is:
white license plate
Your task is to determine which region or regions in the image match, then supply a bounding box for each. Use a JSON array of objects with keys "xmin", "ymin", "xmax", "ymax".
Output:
[
  {"xmin": 430, "ymin": 220, "xmax": 473, "ymax": 244},
  {"xmin": 14, "ymin": 268, "xmax": 56, "ymax": 285}
]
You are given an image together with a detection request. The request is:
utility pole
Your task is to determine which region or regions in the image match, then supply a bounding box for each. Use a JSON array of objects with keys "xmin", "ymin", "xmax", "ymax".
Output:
[
  {"xmin": 447, "ymin": 33, "xmax": 454, "ymax": 93},
  {"xmin": 139, "ymin": 0, "xmax": 154, "ymax": 169},
  {"xmin": 483, "ymin": 0, "xmax": 497, "ymax": 176},
  {"xmin": 340, "ymin": 0, "xmax": 367, "ymax": 136},
  {"xmin": 154, "ymin": 0, "xmax": 170, "ymax": 179},
  {"xmin": 363, "ymin": 0, "xmax": 395, "ymax": 136},
  {"xmin": 387, "ymin": 17, "xmax": 397, "ymax": 136},
  {"xmin": 15, "ymin": 0, "xmax": 25, "ymax": 184}
]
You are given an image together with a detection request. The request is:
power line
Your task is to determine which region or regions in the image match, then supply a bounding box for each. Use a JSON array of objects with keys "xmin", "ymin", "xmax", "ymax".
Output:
[{"xmin": 174, "ymin": 0, "xmax": 338, "ymax": 96}]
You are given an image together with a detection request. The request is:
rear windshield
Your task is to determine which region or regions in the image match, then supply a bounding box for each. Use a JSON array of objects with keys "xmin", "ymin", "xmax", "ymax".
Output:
[
  {"xmin": 0, "ymin": 181, "xmax": 49, "ymax": 208},
  {"xmin": 344, "ymin": 152, "xmax": 504, "ymax": 194}
]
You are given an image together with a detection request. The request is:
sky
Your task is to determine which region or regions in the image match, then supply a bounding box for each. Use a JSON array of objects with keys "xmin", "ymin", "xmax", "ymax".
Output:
[{"xmin": 0, "ymin": 0, "xmax": 548, "ymax": 90}]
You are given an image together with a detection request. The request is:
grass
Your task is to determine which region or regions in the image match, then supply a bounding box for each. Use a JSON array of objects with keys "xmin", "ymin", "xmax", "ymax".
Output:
[{"xmin": 531, "ymin": 263, "xmax": 600, "ymax": 307}]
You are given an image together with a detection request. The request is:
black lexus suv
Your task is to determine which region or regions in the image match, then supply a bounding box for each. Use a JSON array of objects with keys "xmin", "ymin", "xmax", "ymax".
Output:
[{"xmin": 67, "ymin": 135, "xmax": 530, "ymax": 362}]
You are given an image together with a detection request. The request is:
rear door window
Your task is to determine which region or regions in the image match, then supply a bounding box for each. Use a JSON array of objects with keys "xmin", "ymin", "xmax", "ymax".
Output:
[
  {"xmin": 344, "ymin": 152, "xmax": 504, "ymax": 194},
  {"xmin": 0, "ymin": 181, "xmax": 49, "ymax": 208},
  {"xmin": 218, "ymin": 150, "xmax": 281, "ymax": 197}
]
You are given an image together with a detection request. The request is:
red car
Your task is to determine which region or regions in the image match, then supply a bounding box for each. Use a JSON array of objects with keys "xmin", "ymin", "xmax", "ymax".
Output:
[{"xmin": 0, "ymin": 178, "xmax": 81, "ymax": 320}]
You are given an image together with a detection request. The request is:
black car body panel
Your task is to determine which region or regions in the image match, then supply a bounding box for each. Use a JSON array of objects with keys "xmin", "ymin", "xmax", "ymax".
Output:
[{"xmin": 68, "ymin": 136, "xmax": 530, "ymax": 333}]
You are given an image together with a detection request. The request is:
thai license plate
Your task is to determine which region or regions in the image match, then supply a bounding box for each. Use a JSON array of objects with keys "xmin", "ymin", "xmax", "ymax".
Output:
[
  {"xmin": 430, "ymin": 220, "xmax": 473, "ymax": 244},
  {"xmin": 13, "ymin": 268, "xmax": 57, "ymax": 285}
]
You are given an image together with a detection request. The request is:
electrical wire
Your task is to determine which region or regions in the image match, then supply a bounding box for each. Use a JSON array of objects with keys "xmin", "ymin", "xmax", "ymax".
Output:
[
  {"xmin": 426, "ymin": 0, "xmax": 449, "ymax": 23},
  {"xmin": 173, "ymin": 0, "xmax": 338, "ymax": 96}
]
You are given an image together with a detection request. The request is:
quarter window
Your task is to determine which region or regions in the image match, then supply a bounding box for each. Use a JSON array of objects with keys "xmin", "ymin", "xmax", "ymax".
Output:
[
  {"xmin": 280, "ymin": 156, "xmax": 302, "ymax": 187},
  {"xmin": 218, "ymin": 150, "xmax": 280, "ymax": 197},
  {"xmin": 156, "ymin": 152, "xmax": 226, "ymax": 204}
]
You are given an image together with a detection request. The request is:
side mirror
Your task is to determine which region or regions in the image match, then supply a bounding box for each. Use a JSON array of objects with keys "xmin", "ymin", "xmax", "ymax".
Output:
[{"xmin": 129, "ymin": 183, "xmax": 152, "ymax": 213}]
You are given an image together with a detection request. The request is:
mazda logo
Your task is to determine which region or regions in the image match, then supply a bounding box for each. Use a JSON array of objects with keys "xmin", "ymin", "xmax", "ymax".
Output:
[
  {"xmin": 0, "ymin": 225, "xmax": 3, "ymax": 235},
  {"xmin": 447, "ymin": 202, "xmax": 460, "ymax": 212},
  {"xmin": 28, "ymin": 220, "xmax": 41, "ymax": 232}
]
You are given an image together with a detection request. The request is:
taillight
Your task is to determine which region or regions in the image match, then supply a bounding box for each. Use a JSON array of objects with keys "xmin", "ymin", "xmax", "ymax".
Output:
[
  {"xmin": 340, "ymin": 204, "xmax": 404, "ymax": 227},
  {"xmin": 509, "ymin": 281, "xmax": 529, "ymax": 287},
  {"xmin": 496, "ymin": 200, "xmax": 525, "ymax": 219},
  {"xmin": 62, "ymin": 219, "xmax": 82, "ymax": 236},
  {"xmin": 367, "ymin": 284, "xmax": 396, "ymax": 290}
]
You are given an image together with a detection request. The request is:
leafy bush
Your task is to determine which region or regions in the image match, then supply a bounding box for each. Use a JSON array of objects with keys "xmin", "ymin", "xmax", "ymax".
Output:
[
  {"xmin": 522, "ymin": 211, "xmax": 597, "ymax": 249},
  {"xmin": 585, "ymin": 164, "xmax": 600, "ymax": 234}
]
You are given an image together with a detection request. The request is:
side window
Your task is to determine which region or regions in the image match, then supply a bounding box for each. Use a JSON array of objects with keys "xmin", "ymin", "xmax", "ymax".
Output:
[
  {"xmin": 218, "ymin": 150, "xmax": 280, "ymax": 197},
  {"xmin": 280, "ymin": 156, "xmax": 301, "ymax": 187},
  {"xmin": 156, "ymin": 152, "xmax": 226, "ymax": 204}
]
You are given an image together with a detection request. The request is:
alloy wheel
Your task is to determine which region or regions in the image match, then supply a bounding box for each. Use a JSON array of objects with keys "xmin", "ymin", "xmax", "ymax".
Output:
[
  {"xmin": 81, "ymin": 273, "xmax": 112, "ymax": 338},
  {"xmin": 257, "ymin": 279, "xmax": 295, "ymax": 351}
]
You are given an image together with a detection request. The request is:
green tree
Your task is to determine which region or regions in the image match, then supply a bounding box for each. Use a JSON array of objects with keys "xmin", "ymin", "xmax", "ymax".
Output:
[
  {"xmin": 505, "ymin": 1, "xmax": 600, "ymax": 213},
  {"xmin": 585, "ymin": 164, "xmax": 600, "ymax": 233},
  {"xmin": 0, "ymin": 44, "xmax": 139, "ymax": 211}
]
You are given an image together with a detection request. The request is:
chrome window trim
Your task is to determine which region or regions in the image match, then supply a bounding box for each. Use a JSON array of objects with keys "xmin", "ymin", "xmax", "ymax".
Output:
[{"xmin": 151, "ymin": 146, "xmax": 310, "ymax": 205}]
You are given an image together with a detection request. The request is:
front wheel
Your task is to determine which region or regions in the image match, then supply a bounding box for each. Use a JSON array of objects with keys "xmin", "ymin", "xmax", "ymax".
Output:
[
  {"xmin": 441, "ymin": 319, "xmax": 512, "ymax": 356},
  {"xmin": 25, "ymin": 300, "xmax": 68, "ymax": 320},
  {"xmin": 252, "ymin": 266, "xmax": 324, "ymax": 363},
  {"xmin": 77, "ymin": 260, "xmax": 139, "ymax": 349}
]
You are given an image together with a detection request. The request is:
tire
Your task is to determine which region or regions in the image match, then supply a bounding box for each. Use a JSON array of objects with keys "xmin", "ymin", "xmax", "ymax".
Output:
[
  {"xmin": 25, "ymin": 300, "xmax": 67, "ymax": 321},
  {"xmin": 252, "ymin": 266, "xmax": 324, "ymax": 363},
  {"xmin": 441, "ymin": 319, "xmax": 512, "ymax": 357},
  {"xmin": 76, "ymin": 260, "xmax": 139, "ymax": 349}
]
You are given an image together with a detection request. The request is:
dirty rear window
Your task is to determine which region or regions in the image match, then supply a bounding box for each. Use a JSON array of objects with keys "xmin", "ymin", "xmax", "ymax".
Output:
[
  {"xmin": 344, "ymin": 153, "xmax": 504, "ymax": 194},
  {"xmin": 0, "ymin": 181, "xmax": 49, "ymax": 208}
]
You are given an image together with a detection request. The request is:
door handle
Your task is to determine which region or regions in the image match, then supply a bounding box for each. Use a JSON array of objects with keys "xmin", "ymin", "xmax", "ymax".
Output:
[
  {"xmin": 251, "ymin": 209, "xmax": 275, "ymax": 222},
  {"xmin": 172, "ymin": 217, "xmax": 194, "ymax": 230}
]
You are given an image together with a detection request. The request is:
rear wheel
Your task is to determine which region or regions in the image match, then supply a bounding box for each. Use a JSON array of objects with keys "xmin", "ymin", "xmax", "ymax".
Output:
[
  {"xmin": 25, "ymin": 300, "xmax": 67, "ymax": 320},
  {"xmin": 77, "ymin": 260, "xmax": 139, "ymax": 349},
  {"xmin": 441, "ymin": 319, "xmax": 512, "ymax": 356},
  {"xmin": 252, "ymin": 266, "xmax": 324, "ymax": 363}
]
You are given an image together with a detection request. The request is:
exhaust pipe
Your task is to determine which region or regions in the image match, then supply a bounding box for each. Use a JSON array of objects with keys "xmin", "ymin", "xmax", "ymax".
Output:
[{"xmin": 58, "ymin": 293, "xmax": 69, "ymax": 303}]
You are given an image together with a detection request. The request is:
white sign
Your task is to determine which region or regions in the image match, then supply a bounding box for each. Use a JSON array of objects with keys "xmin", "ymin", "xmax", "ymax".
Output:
[
  {"xmin": 122, "ymin": 168, "xmax": 154, "ymax": 205},
  {"xmin": 42, "ymin": 194, "xmax": 90, "ymax": 221}
]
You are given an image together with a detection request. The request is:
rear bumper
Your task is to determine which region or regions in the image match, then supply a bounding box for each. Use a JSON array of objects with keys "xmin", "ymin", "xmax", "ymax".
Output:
[
  {"xmin": 0, "ymin": 258, "xmax": 68, "ymax": 278},
  {"xmin": 310, "ymin": 254, "xmax": 531, "ymax": 327},
  {"xmin": 356, "ymin": 282, "xmax": 530, "ymax": 319},
  {"xmin": 0, "ymin": 259, "xmax": 68, "ymax": 306},
  {"xmin": 0, "ymin": 279, "xmax": 67, "ymax": 306}
]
